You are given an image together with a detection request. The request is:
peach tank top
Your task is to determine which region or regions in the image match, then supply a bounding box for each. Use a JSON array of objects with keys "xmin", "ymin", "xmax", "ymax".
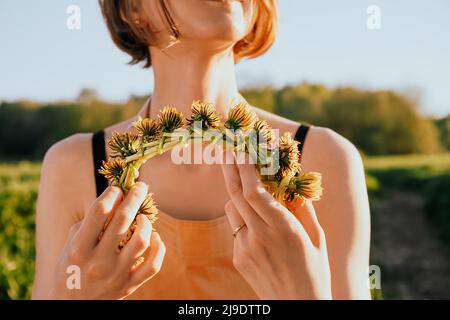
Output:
[{"xmin": 129, "ymin": 211, "xmax": 257, "ymax": 299}]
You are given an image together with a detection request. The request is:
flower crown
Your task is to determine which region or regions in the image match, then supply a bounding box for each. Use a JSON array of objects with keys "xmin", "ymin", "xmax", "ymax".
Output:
[{"xmin": 100, "ymin": 101, "xmax": 323, "ymax": 248}]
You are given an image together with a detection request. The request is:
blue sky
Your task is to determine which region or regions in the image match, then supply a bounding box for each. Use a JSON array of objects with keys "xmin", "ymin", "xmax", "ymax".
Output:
[{"xmin": 0, "ymin": 0, "xmax": 449, "ymax": 116}]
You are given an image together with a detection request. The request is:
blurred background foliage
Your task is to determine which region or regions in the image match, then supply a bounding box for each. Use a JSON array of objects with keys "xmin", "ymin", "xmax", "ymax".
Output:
[
  {"xmin": 1, "ymin": 82, "xmax": 448, "ymax": 160},
  {"xmin": 0, "ymin": 82, "xmax": 449, "ymax": 299}
]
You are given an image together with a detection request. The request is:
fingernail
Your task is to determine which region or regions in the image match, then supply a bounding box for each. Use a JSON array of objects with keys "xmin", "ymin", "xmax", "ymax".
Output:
[{"xmin": 135, "ymin": 181, "xmax": 149, "ymax": 191}]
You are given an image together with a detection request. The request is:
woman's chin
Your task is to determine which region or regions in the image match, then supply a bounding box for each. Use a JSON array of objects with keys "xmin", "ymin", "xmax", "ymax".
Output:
[
  {"xmin": 191, "ymin": 18, "xmax": 248, "ymax": 43},
  {"xmin": 195, "ymin": 0, "xmax": 249, "ymax": 38}
]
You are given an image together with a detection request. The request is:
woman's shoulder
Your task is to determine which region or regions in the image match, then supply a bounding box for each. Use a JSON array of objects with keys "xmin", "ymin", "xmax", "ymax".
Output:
[
  {"xmin": 41, "ymin": 114, "xmax": 137, "ymax": 209},
  {"xmin": 45, "ymin": 132, "xmax": 93, "ymax": 161},
  {"xmin": 40, "ymin": 132, "xmax": 98, "ymax": 217},
  {"xmin": 252, "ymin": 107, "xmax": 362, "ymax": 170},
  {"xmin": 43, "ymin": 133, "xmax": 95, "ymax": 177}
]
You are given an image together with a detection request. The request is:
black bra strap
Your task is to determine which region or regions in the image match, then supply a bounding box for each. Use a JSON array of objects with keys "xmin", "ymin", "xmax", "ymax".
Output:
[
  {"xmin": 295, "ymin": 124, "xmax": 310, "ymax": 158},
  {"xmin": 92, "ymin": 130, "xmax": 109, "ymax": 197}
]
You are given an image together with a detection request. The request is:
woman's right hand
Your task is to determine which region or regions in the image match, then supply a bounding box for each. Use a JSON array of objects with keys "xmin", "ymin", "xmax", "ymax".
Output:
[{"xmin": 48, "ymin": 182, "xmax": 166, "ymax": 300}]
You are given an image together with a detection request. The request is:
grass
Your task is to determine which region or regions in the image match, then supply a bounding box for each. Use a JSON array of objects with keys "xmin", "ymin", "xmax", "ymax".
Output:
[
  {"xmin": 364, "ymin": 154, "xmax": 450, "ymax": 243},
  {"xmin": 0, "ymin": 162, "xmax": 40, "ymax": 299},
  {"xmin": 0, "ymin": 162, "xmax": 40, "ymax": 194},
  {"xmin": 364, "ymin": 153, "xmax": 450, "ymax": 197},
  {"xmin": 362, "ymin": 153, "xmax": 450, "ymax": 299},
  {"xmin": 364, "ymin": 153, "xmax": 450, "ymax": 171}
]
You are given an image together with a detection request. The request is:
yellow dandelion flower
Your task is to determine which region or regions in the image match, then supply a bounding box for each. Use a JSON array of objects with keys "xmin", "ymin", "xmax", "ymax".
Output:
[
  {"xmin": 225, "ymin": 102, "xmax": 257, "ymax": 131},
  {"xmin": 276, "ymin": 132, "xmax": 301, "ymax": 180},
  {"xmin": 109, "ymin": 131, "xmax": 140, "ymax": 157},
  {"xmin": 133, "ymin": 117, "xmax": 162, "ymax": 143},
  {"xmin": 253, "ymin": 119, "xmax": 273, "ymax": 144},
  {"xmin": 188, "ymin": 101, "xmax": 221, "ymax": 129},
  {"xmin": 288, "ymin": 172, "xmax": 323, "ymax": 201},
  {"xmin": 138, "ymin": 193, "xmax": 159, "ymax": 223},
  {"xmin": 158, "ymin": 106, "xmax": 185, "ymax": 133},
  {"xmin": 99, "ymin": 158, "xmax": 126, "ymax": 186}
]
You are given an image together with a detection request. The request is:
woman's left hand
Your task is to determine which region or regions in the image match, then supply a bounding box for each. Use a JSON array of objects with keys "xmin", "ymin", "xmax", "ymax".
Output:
[{"xmin": 221, "ymin": 152, "xmax": 332, "ymax": 300}]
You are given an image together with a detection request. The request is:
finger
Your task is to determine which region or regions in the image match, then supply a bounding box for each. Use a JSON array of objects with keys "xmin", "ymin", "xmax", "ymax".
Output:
[
  {"xmin": 120, "ymin": 215, "xmax": 153, "ymax": 266},
  {"xmin": 129, "ymin": 232, "xmax": 166, "ymax": 288},
  {"xmin": 286, "ymin": 198, "xmax": 325, "ymax": 248},
  {"xmin": 235, "ymin": 153, "xmax": 287, "ymax": 225},
  {"xmin": 221, "ymin": 149, "xmax": 265, "ymax": 228},
  {"xmin": 224, "ymin": 200, "xmax": 246, "ymax": 235},
  {"xmin": 77, "ymin": 186, "xmax": 123, "ymax": 248},
  {"xmin": 64, "ymin": 221, "xmax": 83, "ymax": 256},
  {"xmin": 101, "ymin": 182, "xmax": 149, "ymax": 248},
  {"xmin": 67, "ymin": 220, "xmax": 82, "ymax": 241}
]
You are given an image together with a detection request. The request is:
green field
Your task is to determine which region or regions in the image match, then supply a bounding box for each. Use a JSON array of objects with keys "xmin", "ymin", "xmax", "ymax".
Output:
[
  {"xmin": 0, "ymin": 155, "xmax": 449, "ymax": 299},
  {"xmin": 0, "ymin": 162, "xmax": 40, "ymax": 299},
  {"xmin": 364, "ymin": 153, "xmax": 450, "ymax": 299},
  {"xmin": 364, "ymin": 153, "xmax": 450, "ymax": 171}
]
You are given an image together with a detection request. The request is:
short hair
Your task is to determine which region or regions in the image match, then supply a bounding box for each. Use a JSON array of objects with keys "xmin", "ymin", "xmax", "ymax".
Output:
[{"xmin": 99, "ymin": 0, "xmax": 278, "ymax": 68}]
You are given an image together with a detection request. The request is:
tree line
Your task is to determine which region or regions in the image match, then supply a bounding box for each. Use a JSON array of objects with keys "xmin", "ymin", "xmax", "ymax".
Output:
[{"xmin": 0, "ymin": 83, "xmax": 448, "ymax": 160}]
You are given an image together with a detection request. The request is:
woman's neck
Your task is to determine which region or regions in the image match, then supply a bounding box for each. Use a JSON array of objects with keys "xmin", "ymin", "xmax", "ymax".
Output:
[{"xmin": 148, "ymin": 47, "xmax": 244, "ymax": 118}]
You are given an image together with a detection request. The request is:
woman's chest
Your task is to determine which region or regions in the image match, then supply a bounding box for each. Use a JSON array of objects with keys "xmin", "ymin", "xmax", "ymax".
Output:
[{"xmin": 138, "ymin": 156, "xmax": 230, "ymax": 220}]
